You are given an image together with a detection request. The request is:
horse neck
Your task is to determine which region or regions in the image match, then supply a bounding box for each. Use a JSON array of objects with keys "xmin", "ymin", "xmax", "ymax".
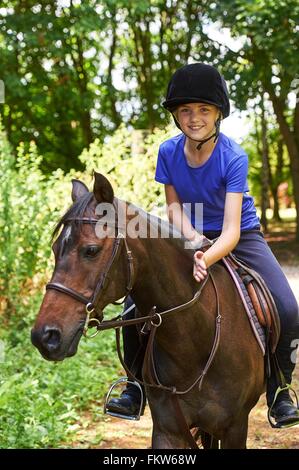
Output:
[
  {"xmin": 130, "ymin": 234, "xmax": 197, "ymax": 314},
  {"xmin": 117, "ymin": 199, "xmax": 205, "ymax": 314},
  {"xmin": 130, "ymin": 235, "xmax": 217, "ymax": 372}
]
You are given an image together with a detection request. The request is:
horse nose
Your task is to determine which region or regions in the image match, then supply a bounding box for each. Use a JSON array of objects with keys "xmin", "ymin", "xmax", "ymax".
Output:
[{"xmin": 31, "ymin": 326, "xmax": 62, "ymax": 353}]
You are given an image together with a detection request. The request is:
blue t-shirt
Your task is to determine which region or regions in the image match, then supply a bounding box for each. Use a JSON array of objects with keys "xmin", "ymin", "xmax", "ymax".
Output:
[{"xmin": 155, "ymin": 132, "xmax": 260, "ymax": 232}]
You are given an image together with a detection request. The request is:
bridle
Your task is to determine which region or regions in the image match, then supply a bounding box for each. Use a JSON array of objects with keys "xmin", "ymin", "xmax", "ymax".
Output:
[
  {"xmin": 46, "ymin": 209, "xmax": 214, "ymax": 337},
  {"xmin": 46, "ymin": 212, "xmax": 212, "ymax": 335},
  {"xmin": 46, "ymin": 215, "xmax": 135, "ymax": 336}
]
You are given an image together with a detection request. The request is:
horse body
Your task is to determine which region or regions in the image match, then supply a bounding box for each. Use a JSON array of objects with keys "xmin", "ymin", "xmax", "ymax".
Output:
[
  {"xmin": 31, "ymin": 173, "xmax": 265, "ymax": 448},
  {"xmin": 133, "ymin": 239, "xmax": 264, "ymax": 447}
]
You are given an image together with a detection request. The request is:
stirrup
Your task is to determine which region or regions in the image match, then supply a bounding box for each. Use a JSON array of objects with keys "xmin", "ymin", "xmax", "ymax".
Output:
[
  {"xmin": 268, "ymin": 384, "xmax": 299, "ymax": 428},
  {"xmin": 104, "ymin": 377, "xmax": 144, "ymax": 421}
]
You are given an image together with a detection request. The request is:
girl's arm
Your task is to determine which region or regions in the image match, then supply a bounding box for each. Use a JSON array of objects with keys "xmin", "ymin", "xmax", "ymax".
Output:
[
  {"xmin": 165, "ymin": 185, "xmax": 243, "ymax": 282},
  {"xmin": 202, "ymin": 192, "xmax": 242, "ymax": 268},
  {"xmin": 165, "ymin": 184, "xmax": 205, "ymax": 245}
]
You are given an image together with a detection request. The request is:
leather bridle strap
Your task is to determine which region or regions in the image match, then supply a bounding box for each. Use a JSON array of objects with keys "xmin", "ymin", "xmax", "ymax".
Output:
[
  {"xmin": 95, "ymin": 273, "xmax": 209, "ymax": 331},
  {"xmin": 114, "ymin": 273, "xmax": 220, "ymax": 395},
  {"xmin": 46, "ymin": 214, "xmax": 135, "ymax": 323},
  {"xmin": 115, "ymin": 271, "xmax": 221, "ymax": 449},
  {"xmin": 45, "ymin": 282, "xmax": 92, "ymax": 305}
]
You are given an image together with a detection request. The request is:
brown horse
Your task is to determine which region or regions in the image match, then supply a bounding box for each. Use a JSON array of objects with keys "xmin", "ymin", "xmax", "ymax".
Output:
[{"xmin": 31, "ymin": 172, "xmax": 265, "ymax": 448}]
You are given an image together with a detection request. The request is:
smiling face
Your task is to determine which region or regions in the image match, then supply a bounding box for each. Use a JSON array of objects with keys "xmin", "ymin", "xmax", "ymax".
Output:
[{"xmin": 174, "ymin": 102, "xmax": 220, "ymax": 142}]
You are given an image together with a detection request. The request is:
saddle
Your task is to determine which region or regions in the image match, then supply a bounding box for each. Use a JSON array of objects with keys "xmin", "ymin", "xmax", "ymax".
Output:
[{"xmin": 221, "ymin": 253, "xmax": 280, "ymax": 356}]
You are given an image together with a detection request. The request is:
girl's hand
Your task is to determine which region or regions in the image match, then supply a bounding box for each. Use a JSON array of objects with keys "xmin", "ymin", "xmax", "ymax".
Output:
[{"xmin": 193, "ymin": 251, "xmax": 208, "ymax": 282}]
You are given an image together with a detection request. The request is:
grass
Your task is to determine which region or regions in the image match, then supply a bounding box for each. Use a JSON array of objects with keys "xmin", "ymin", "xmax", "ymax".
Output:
[{"xmin": 0, "ymin": 294, "xmax": 120, "ymax": 448}]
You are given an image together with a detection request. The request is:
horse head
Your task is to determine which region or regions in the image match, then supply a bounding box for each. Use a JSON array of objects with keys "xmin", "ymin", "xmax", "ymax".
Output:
[{"xmin": 31, "ymin": 172, "xmax": 130, "ymax": 361}]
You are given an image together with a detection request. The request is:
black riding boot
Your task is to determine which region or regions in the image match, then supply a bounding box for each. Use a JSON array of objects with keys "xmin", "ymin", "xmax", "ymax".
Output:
[
  {"xmin": 267, "ymin": 331, "xmax": 299, "ymax": 427},
  {"xmin": 106, "ymin": 297, "xmax": 146, "ymax": 417}
]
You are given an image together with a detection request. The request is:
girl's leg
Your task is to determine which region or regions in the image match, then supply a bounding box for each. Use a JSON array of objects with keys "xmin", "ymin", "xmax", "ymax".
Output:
[
  {"xmin": 106, "ymin": 296, "xmax": 146, "ymax": 416},
  {"xmin": 231, "ymin": 230, "xmax": 299, "ymax": 425}
]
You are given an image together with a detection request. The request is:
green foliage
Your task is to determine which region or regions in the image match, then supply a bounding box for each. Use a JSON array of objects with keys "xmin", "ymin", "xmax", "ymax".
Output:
[
  {"xmin": 0, "ymin": 120, "xmax": 180, "ymax": 447},
  {"xmin": 209, "ymin": 0, "xmax": 299, "ymax": 106},
  {"xmin": 79, "ymin": 123, "xmax": 175, "ymax": 211},
  {"xmin": 241, "ymin": 114, "xmax": 292, "ymax": 204},
  {"xmin": 0, "ymin": 120, "xmax": 85, "ymax": 321},
  {"xmin": 0, "ymin": 295, "xmax": 119, "ymax": 448},
  {"xmin": 0, "ymin": 124, "xmax": 49, "ymax": 314},
  {"xmin": 0, "ymin": 0, "xmax": 214, "ymax": 171}
]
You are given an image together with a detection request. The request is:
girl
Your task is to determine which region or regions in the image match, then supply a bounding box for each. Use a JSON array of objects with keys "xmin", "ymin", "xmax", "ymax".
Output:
[{"xmin": 107, "ymin": 63, "xmax": 299, "ymax": 428}]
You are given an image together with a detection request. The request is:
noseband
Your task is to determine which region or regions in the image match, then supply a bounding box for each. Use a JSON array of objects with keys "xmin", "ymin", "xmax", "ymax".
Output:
[{"xmin": 46, "ymin": 216, "xmax": 135, "ymax": 336}]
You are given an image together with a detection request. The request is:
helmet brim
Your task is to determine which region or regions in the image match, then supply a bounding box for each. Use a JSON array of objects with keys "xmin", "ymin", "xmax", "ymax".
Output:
[{"xmin": 162, "ymin": 97, "xmax": 222, "ymax": 111}]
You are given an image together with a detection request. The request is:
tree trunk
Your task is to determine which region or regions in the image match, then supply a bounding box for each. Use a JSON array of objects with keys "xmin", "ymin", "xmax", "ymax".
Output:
[
  {"xmin": 260, "ymin": 96, "xmax": 270, "ymax": 232},
  {"xmin": 76, "ymin": 37, "xmax": 94, "ymax": 146},
  {"xmin": 266, "ymin": 88, "xmax": 299, "ymax": 240},
  {"xmin": 271, "ymin": 138, "xmax": 283, "ymax": 221},
  {"xmin": 131, "ymin": 19, "xmax": 155, "ymax": 130},
  {"xmin": 106, "ymin": 19, "xmax": 121, "ymax": 128}
]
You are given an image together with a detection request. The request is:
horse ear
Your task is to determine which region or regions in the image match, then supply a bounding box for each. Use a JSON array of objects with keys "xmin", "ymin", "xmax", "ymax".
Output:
[
  {"xmin": 93, "ymin": 171, "xmax": 114, "ymax": 203},
  {"xmin": 71, "ymin": 179, "xmax": 89, "ymax": 202}
]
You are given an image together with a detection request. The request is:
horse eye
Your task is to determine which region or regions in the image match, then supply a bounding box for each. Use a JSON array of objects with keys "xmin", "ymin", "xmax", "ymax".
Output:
[{"xmin": 82, "ymin": 245, "xmax": 101, "ymax": 258}]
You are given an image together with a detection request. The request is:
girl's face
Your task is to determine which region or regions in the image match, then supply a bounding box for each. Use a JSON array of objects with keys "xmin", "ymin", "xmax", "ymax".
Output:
[{"xmin": 174, "ymin": 103, "xmax": 220, "ymax": 142}]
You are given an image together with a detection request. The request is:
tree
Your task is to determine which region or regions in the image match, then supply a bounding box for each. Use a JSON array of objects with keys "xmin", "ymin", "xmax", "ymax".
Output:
[
  {"xmin": 206, "ymin": 0, "xmax": 299, "ymax": 238},
  {"xmin": 0, "ymin": 0, "xmax": 217, "ymax": 170},
  {"xmin": 0, "ymin": 0, "xmax": 107, "ymax": 170}
]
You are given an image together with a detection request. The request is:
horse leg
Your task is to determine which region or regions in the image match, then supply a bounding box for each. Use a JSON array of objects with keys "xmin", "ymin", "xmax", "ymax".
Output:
[
  {"xmin": 149, "ymin": 393, "xmax": 195, "ymax": 449},
  {"xmin": 152, "ymin": 423, "xmax": 188, "ymax": 449},
  {"xmin": 152, "ymin": 419, "xmax": 197, "ymax": 449},
  {"xmin": 220, "ymin": 417, "xmax": 248, "ymax": 449},
  {"xmin": 201, "ymin": 431, "xmax": 219, "ymax": 449}
]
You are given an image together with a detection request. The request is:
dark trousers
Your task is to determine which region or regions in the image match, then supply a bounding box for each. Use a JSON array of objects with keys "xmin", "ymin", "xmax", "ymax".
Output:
[
  {"xmin": 205, "ymin": 228, "xmax": 299, "ymax": 404},
  {"xmin": 122, "ymin": 296, "xmax": 145, "ymax": 400},
  {"xmin": 123, "ymin": 228, "xmax": 299, "ymax": 404}
]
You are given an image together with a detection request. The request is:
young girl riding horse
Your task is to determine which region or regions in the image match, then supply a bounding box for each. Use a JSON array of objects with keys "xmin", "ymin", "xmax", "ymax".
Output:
[{"xmin": 107, "ymin": 63, "xmax": 299, "ymax": 428}]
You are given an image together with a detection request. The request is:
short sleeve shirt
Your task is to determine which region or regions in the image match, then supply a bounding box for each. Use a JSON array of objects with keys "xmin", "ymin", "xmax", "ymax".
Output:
[{"xmin": 155, "ymin": 132, "xmax": 260, "ymax": 232}]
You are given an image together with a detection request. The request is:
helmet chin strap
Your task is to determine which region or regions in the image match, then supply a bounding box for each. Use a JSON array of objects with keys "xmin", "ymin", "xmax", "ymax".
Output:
[{"xmin": 195, "ymin": 117, "xmax": 221, "ymax": 151}]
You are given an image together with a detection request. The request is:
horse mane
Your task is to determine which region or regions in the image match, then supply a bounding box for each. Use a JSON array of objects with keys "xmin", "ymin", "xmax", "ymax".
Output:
[
  {"xmin": 52, "ymin": 192, "xmax": 193, "ymax": 254},
  {"xmin": 123, "ymin": 200, "xmax": 192, "ymax": 252}
]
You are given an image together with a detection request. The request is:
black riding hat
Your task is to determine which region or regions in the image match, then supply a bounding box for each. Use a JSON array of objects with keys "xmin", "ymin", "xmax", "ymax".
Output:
[{"xmin": 163, "ymin": 63, "xmax": 230, "ymax": 119}]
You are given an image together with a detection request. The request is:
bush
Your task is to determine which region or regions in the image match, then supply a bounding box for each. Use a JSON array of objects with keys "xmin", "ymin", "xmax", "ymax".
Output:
[
  {"xmin": 0, "ymin": 120, "xmax": 178, "ymax": 447},
  {"xmin": 79, "ymin": 123, "xmax": 175, "ymax": 211}
]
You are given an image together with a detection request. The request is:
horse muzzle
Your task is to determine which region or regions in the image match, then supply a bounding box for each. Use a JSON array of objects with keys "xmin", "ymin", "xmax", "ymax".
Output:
[{"xmin": 31, "ymin": 324, "xmax": 82, "ymax": 361}]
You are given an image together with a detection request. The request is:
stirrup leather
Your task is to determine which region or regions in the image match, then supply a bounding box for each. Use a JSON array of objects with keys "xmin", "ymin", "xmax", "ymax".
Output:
[{"xmin": 104, "ymin": 377, "xmax": 144, "ymax": 421}]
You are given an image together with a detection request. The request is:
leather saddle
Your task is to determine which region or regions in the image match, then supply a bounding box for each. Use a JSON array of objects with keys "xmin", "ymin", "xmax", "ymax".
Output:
[
  {"xmin": 222, "ymin": 253, "xmax": 280, "ymax": 355},
  {"xmin": 200, "ymin": 237, "xmax": 280, "ymax": 356}
]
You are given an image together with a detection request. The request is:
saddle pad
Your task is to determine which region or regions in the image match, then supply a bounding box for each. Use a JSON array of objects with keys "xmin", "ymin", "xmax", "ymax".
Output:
[{"xmin": 222, "ymin": 257, "xmax": 266, "ymax": 355}]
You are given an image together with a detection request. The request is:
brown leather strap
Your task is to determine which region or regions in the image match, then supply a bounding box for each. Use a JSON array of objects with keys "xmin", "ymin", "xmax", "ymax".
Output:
[
  {"xmin": 97, "ymin": 274, "xmax": 209, "ymax": 332},
  {"xmin": 91, "ymin": 235, "xmax": 124, "ymax": 307},
  {"xmin": 171, "ymin": 394, "xmax": 199, "ymax": 449},
  {"xmin": 114, "ymin": 272, "xmax": 221, "ymax": 449},
  {"xmin": 46, "ymin": 282, "xmax": 90, "ymax": 305},
  {"xmin": 114, "ymin": 273, "xmax": 221, "ymax": 395}
]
